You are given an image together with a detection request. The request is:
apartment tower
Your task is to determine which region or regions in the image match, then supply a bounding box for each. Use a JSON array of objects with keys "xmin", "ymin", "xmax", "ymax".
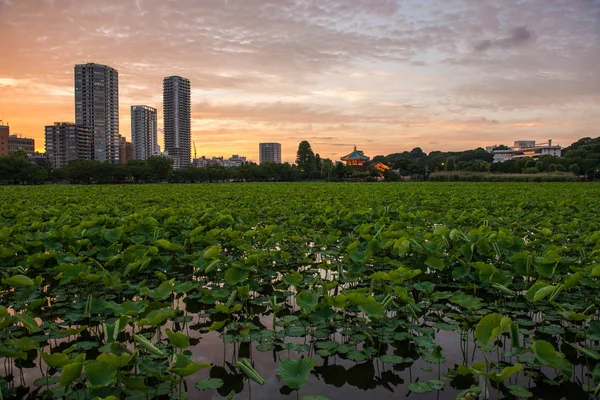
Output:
[
  {"xmin": 259, "ymin": 142, "xmax": 282, "ymax": 164},
  {"xmin": 0, "ymin": 124, "xmax": 8, "ymax": 156},
  {"xmin": 131, "ymin": 105, "xmax": 157, "ymax": 160},
  {"xmin": 45, "ymin": 122, "xmax": 92, "ymax": 169},
  {"xmin": 8, "ymin": 135, "xmax": 35, "ymax": 157},
  {"xmin": 75, "ymin": 63, "xmax": 119, "ymax": 162},
  {"xmin": 163, "ymin": 76, "xmax": 191, "ymax": 169}
]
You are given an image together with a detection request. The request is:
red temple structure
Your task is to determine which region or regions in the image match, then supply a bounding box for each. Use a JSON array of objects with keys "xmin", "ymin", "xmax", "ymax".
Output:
[{"xmin": 341, "ymin": 146, "xmax": 370, "ymax": 168}]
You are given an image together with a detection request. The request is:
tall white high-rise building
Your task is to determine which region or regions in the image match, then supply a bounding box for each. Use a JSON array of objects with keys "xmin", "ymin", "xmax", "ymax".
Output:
[
  {"xmin": 163, "ymin": 76, "xmax": 191, "ymax": 169},
  {"xmin": 259, "ymin": 143, "xmax": 282, "ymax": 164},
  {"xmin": 74, "ymin": 63, "xmax": 119, "ymax": 163},
  {"xmin": 131, "ymin": 105, "xmax": 157, "ymax": 160}
]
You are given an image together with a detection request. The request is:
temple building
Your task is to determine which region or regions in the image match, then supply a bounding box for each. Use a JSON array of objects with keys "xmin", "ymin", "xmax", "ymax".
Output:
[{"xmin": 341, "ymin": 146, "xmax": 370, "ymax": 167}]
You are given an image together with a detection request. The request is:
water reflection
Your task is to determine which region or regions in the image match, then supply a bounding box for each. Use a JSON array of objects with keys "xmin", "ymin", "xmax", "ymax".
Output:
[{"xmin": 4, "ymin": 287, "xmax": 596, "ymax": 400}]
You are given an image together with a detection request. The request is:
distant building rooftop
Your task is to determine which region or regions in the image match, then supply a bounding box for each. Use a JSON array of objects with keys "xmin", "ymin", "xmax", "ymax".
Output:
[
  {"xmin": 487, "ymin": 140, "xmax": 562, "ymax": 162},
  {"xmin": 341, "ymin": 146, "xmax": 370, "ymax": 161}
]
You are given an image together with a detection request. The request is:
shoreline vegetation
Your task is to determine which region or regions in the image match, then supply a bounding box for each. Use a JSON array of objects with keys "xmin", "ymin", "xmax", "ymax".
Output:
[
  {"xmin": 1, "ymin": 136, "xmax": 599, "ymax": 184},
  {"xmin": 428, "ymin": 171, "xmax": 578, "ymax": 182}
]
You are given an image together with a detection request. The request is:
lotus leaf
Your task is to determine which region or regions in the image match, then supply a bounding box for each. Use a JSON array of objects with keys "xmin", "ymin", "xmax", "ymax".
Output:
[{"xmin": 278, "ymin": 358, "xmax": 316, "ymax": 390}]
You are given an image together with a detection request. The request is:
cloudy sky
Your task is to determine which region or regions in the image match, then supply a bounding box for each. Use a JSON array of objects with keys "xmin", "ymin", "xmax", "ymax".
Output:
[{"xmin": 0, "ymin": 0, "xmax": 598, "ymax": 162}]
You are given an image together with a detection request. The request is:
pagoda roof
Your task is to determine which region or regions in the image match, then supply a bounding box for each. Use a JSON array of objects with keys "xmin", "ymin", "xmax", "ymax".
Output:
[{"xmin": 341, "ymin": 147, "xmax": 370, "ymax": 161}]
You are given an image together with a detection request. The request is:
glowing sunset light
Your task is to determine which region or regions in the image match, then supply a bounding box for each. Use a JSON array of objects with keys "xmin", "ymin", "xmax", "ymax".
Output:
[{"xmin": 0, "ymin": 0, "xmax": 598, "ymax": 162}]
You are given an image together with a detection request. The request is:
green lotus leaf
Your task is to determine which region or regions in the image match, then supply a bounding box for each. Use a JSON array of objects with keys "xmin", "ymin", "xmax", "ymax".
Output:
[
  {"xmin": 224, "ymin": 268, "xmax": 249, "ymax": 285},
  {"xmin": 475, "ymin": 313, "xmax": 512, "ymax": 346},
  {"xmin": 286, "ymin": 325, "xmax": 307, "ymax": 337},
  {"xmin": 532, "ymin": 340, "xmax": 572, "ymax": 378},
  {"xmin": 238, "ymin": 284, "xmax": 250, "ymax": 300},
  {"xmin": 428, "ymin": 379, "xmax": 445, "ymax": 390},
  {"xmin": 408, "ymin": 381, "xmax": 433, "ymax": 393},
  {"xmin": 490, "ymin": 363, "xmax": 524, "ymax": 382},
  {"xmin": 2, "ymin": 274, "xmax": 34, "ymax": 287},
  {"xmin": 358, "ymin": 297, "xmax": 385, "ymax": 318},
  {"xmin": 456, "ymin": 385, "xmax": 482, "ymax": 400},
  {"xmin": 175, "ymin": 281, "xmax": 197, "ymax": 294},
  {"xmin": 413, "ymin": 281, "xmax": 435, "ymax": 293},
  {"xmin": 425, "ymin": 256, "xmax": 445, "ymax": 271},
  {"xmin": 41, "ymin": 352, "xmax": 70, "ymax": 369},
  {"xmin": 155, "ymin": 239, "xmax": 172, "ymax": 250},
  {"xmin": 380, "ymin": 355, "xmax": 411, "ymax": 364},
  {"xmin": 84, "ymin": 361, "xmax": 117, "ymax": 389},
  {"xmin": 283, "ymin": 272, "xmax": 303, "ymax": 287},
  {"xmin": 137, "ymin": 307, "xmax": 176, "ymax": 327},
  {"xmin": 59, "ymin": 354, "xmax": 86, "ymax": 387},
  {"xmin": 96, "ymin": 352, "xmax": 136, "ymax": 370},
  {"xmin": 168, "ymin": 353, "xmax": 211, "ymax": 377},
  {"xmin": 315, "ymin": 341, "xmax": 338, "ymax": 350},
  {"xmin": 589, "ymin": 321, "xmax": 600, "ymax": 341},
  {"xmin": 103, "ymin": 228, "xmax": 122, "ymax": 242},
  {"xmin": 140, "ymin": 279, "xmax": 175, "ymax": 300},
  {"xmin": 533, "ymin": 285, "xmax": 556, "ymax": 302},
  {"xmin": 347, "ymin": 350, "xmax": 368, "ymax": 362},
  {"xmin": 165, "ymin": 328, "xmax": 190, "ymax": 349},
  {"xmin": 278, "ymin": 357, "xmax": 316, "ymax": 390},
  {"xmin": 122, "ymin": 377, "xmax": 148, "ymax": 391},
  {"xmin": 6, "ymin": 336, "xmax": 40, "ymax": 351},
  {"xmin": 194, "ymin": 378, "xmax": 224, "ymax": 390},
  {"xmin": 208, "ymin": 320, "xmax": 227, "ymax": 331},
  {"xmin": 508, "ymin": 384, "xmax": 533, "ymax": 398},
  {"xmin": 134, "ymin": 334, "xmax": 165, "ymax": 357},
  {"xmin": 203, "ymin": 245, "xmax": 221, "ymax": 260},
  {"xmin": 108, "ymin": 300, "xmax": 147, "ymax": 317},
  {"xmin": 296, "ymin": 290, "xmax": 318, "ymax": 311},
  {"xmin": 450, "ymin": 292, "xmax": 483, "ymax": 310},
  {"xmin": 422, "ymin": 345, "xmax": 445, "ymax": 363},
  {"xmin": 33, "ymin": 376, "xmax": 61, "ymax": 387}
]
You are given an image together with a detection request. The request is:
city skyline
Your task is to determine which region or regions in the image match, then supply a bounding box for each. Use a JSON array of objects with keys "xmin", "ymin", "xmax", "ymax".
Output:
[{"xmin": 0, "ymin": 0, "xmax": 598, "ymax": 163}]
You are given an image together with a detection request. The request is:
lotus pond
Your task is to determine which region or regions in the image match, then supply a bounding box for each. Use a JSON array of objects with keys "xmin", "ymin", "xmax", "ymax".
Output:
[{"xmin": 1, "ymin": 182, "xmax": 600, "ymax": 400}]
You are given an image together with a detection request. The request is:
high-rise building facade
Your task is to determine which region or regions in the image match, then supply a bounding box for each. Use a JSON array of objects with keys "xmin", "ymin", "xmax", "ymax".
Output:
[
  {"xmin": 8, "ymin": 135, "xmax": 35, "ymax": 157},
  {"xmin": 45, "ymin": 122, "xmax": 92, "ymax": 169},
  {"xmin": 163, "ymin": 76, "xmax": 191, "ymax": 169},
  {"xmin": 259, "ymin": 142, "xmax": 282, "ymax": 164},
  {"xmin": 118, "ymin": 135, "xmax": 135, "ymax": 164},
  {"xmin": 0, "ymin": 124, "xmax": 8, "ymax": 156},
  {"xmin": 126, "ymin": 141, "xmax": 134, "ymax": 162},
  {"xmin": 131, "ymin": 105, "xmax": 157, "ymax": 160},
  {"xmin": 75, "ymin": 63, "xmax": 119, "ymax": 163}
]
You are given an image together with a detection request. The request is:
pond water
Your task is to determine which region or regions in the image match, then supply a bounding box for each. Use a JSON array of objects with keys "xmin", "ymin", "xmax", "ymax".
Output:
[{"xmin": 6, "ymin": 287, "xmax": 595, "ymax": 400}]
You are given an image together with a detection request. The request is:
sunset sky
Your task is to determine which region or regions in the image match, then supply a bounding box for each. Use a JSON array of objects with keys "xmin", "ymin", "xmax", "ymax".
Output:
[{"xmin": 0, "ymin": 0, "xmax": 598, "ymax": 162}]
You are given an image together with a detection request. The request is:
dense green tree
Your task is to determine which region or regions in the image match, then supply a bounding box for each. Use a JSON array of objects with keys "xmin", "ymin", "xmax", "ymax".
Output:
[
  {"xmin": 321, "ymin": 158, "xmax": 334, "ymax": 181},
  {"xmin": 472, "ymin": 159, "xmax": 491, "ymax": 172},
  {"xmin": 315, "ymin": 153, "xmax": 322, "ymax": 176},
  {"xmin": 445, "ymin": 157, "xmax": 456, "ymax": 172},
  {"xmin": 296, "ymin": 141, "xmax": 316, "ymax": 179},
  {"xmin": 147, "ymin": 156, "xmax": 173, "ymax": 182},
  {"xmin": 0, "ymin": 151, "xmax": 47, "ymax": 184},
  {"xmin": 383, "ymin": 168, "xmax": 400, "ymax": 181}
]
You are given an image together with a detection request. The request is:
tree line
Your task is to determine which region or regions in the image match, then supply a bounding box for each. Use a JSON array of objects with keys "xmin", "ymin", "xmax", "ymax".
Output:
[
  {"xmin": 1, "ymin": 136, "xmax": 599, "ymax": 184},
  {"xmin": 374, "ymin": 136, "xmax": 600, "ymax": 179},
  {"xmin": 0, "ymin": 151, "xmax": 357, "ymax": 185}
]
